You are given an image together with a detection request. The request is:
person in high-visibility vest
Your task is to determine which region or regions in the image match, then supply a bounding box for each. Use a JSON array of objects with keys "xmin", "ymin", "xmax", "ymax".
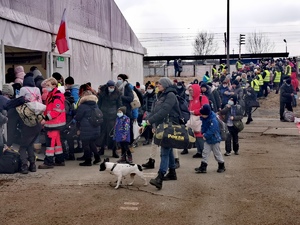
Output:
[
  {"xmin": 251, "ymin": 77, "xmax": 260, "ymax": 97},
  {"xmin": 256, "ymin": 70, "xmax": 264, "ymax": 98},
  {"xmin": 202, "ymin": 71, "xmax": 211, "ymax": 83},
  {"xmin": 285, "ymin": 62, "xmax": 291, "ymax": 77},
  {"xmin": 273, "ymin": 67, "xmax": 282, "ymax": 94},
  {"xmin": 262, "ymin": 68, "xmax": 271, "ymax": 98},
  {"xmin": 236, "ymin": 58, "xmax": 243, "ymax": 71},
  {"xmin": 212, "ymin": 65, "xmax": 217, "ymax": 78}
]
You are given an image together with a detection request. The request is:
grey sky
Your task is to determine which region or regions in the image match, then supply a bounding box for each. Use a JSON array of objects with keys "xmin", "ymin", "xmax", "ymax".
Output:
[{"xmin": 115, "ymin": 0, "xmax": 300, "ymax": 56}]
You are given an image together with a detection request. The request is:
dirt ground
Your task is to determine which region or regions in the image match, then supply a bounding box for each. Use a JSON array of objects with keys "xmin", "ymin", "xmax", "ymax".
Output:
[{"xmin": 0, "ymin": 77, "xmax": 300, "ymax": 225}]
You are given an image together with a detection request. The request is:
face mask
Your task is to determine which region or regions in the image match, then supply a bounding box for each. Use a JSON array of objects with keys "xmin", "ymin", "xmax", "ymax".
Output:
[
  {"xmin": 147, "ymin": 89, "xmax": 154, "ymax": 94},
  {"xmin": 228, "ymin": 100, "xmax": 234, "ymax": 106},
  {"xmin": 223, "ymin": 84, "xmax": 227, "ymax": 88},
  {"xmin": 117, "ymin": 112, "xmax": 123, "ymax": 117},
  {"xmin": 108, "ymin": 87, "xmax": 115, "ymax": 92},
  {"xmin": 177, "ymin": 86, "xmax": 182, "ymax": 89},
  {"xmin": 46, "ymin": 87, "xmax": 53, "ymax": 92},
  {"xmin": 116, "ymin": 80, "xmax": 123, "ymax": 85}
]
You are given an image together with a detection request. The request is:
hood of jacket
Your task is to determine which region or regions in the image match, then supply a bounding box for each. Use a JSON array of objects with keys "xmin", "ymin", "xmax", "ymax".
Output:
[
  {"xmin": 79, "ymin": 94, "xmax": 98, "ymax": 105},
  {"xmin": 190, "ymin": 84, "xmax": 201, "ymax": 99}
]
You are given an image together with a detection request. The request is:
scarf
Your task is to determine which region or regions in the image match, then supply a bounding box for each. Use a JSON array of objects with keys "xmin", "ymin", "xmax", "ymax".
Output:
[{"xmin": 117, "ymin": 81, "xmax": 127, "ymax": 96}]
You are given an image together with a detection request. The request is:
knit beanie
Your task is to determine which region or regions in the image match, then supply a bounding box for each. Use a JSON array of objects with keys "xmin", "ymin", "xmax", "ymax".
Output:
[
  {"xmin": 106, "ymin": 80, "xmax": 115, "ymax": 87},
  {"xmin": 23, "ymin": 73, "xmax": 35, "ymax": 87},
  {"xmin": 200, "ymin": 104, "xmax": 211, "ymax": 116},
  {"xmin": 159, "ymin": 77, "xmax": 172, "ymax": 89},
  {"xmin": 117, "ymin": 74, "xmax": 128, "ymax": 81},
  {"xmin": 118, "ymin": 106, "xmax": 127, "ymax": 114},
  {"xmin": 2, "ymin": 84, "xmax": 14, "ymax": 96},
  {"xmin": 200, "ymin": 83, "xmax": 208, "ymax": 89}
]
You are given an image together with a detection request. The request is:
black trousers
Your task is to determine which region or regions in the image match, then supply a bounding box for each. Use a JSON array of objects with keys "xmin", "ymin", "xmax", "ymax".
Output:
[
  {"xmin": 225, "ymin": 126, "xmax": 239, "ymax": 153},
  {"xmin": 82, "ymin": 139, "xmax": 99, "ymax": 159},
  {"xmin": 245, "ymin": 105, "xmax": 253, "ymax": 121},
  {"xmin": 263, "ymin": 82, "xmax": 269, "ymax": 97},
  {"xmin": 280, "ymin": 102, "xmax": 293, "ymax": 120},
  {"xmin": 119, "ymin": 142, "xmax": 132, "ymax": 158}
]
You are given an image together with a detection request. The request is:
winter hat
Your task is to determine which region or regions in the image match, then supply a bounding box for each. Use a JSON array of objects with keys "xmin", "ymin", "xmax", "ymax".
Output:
[
  {"xmin": 23, "ymin": 73, "xmax": 35, "ymax": 87},
  {"xmin": 140, "ymin": 85, "xmax": 146, "ymax": 90},
  {"xmin": 2, "ymin": 84, "xmax": 14, "ymax": 96},
  {"xmin": 285, "ymin": 78, "xmax": 291, "ymax": 85},
  {"xmin": 200, "ymin": 104, "xmax": 211, "ymax": 116},
  {"xmin": 230, "ymin": 95, "xmax": 238, "ymax": 105},
  {"xmin": 117, "ymin": 74, "xmax": 128, "ymax": 81},
  {"xmin": 159, "ymin": 77, "xmax": 172, "ymax": 89},
  {"xmin": 200, "ymin": 83, "xmax": 208, "ymax": 89},
  {"xmin": 106, "ymin": 80, "xmax": 115, "ymax": 87},
  {"xmin": 232, "ymin": 80, "xmax": 239, "ymax": 86},
  {"xmin": 118, "ymin": 106, "xmax": 126, "ymax": 114},
  {"xmin": 136, "ymin": 82, "xmax": 140, "ymax": 88}
]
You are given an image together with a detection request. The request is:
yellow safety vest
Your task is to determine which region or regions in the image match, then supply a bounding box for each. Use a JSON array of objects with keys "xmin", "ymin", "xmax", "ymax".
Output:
[
  {"xmin": 285, "ymin": 65, "xmax": 291, "ymax": 76},
  {"xmin": 212, "ymin": 67, "xmax": 217, "ymax": 75},
  {"xmin": 274, "ymin": 71, "xmax": 281, "ymax": 83},
  {"xmin": 257, "ymin": 74, "xmax": 264, "ymax": 85},
  {"xmin": 236, "ymin": 61, "xmax": 243, "ymax": 69},
  {"xmin": 251, "ymin": 79, "xmax": 260, "ymax": 92},
  {"xmin": 263, "ymin": 70, "xmax": 270, "ymax": 82}
]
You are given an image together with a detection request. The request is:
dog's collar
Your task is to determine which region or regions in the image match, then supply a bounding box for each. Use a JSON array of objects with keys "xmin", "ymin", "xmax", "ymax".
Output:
[{"xmin": 111, "ymin": 163, "xmax": 117, "ymax": 172}]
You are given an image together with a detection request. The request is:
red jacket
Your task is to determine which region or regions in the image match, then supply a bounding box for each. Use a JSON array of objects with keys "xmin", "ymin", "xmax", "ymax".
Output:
[
  {"xmin": 188, "ymin": 84, "xmax": 209, "ymax": 137},
  {"xmin": 44, "ymin": 88, "xmax": 66, "ymax": 130},
  {"xmin": 291, "ymin": 72, "xmax": 299, "ymax": 92}
]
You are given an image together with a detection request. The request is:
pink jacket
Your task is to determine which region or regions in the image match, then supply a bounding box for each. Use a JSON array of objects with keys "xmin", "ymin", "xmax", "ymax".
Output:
[{"xmin": 14, "ymin": 66, "xmax": 25, "ymax": 85}]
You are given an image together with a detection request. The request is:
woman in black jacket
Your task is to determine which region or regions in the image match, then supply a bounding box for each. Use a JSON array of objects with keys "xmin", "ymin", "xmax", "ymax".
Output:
[
  {"xmin": 75, "ymin": 91, "xmax": 101, "ymax": 166},
  {"xmin": 97, "ymin": 80, "xmax": 122, "ymax": 157}
]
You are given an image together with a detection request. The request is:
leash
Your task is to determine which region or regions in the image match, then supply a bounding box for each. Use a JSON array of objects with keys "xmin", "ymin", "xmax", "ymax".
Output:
[{"xmin": 111, "ymin": 163, "xmax": 117, "ymax": 172}]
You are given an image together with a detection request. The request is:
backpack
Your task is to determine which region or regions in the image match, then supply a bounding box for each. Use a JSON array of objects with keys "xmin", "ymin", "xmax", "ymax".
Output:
[
  {"xmin": 0, "ymin": 149, "xmax": 21, "ymax": 174},
  {"xmin": 16, "ymin": 104, "xmax": 43, "ymax": 127},
  {"xmin": 88, "ymin": 106, "xmax": 104, "ymax": 127},
  {"xmin": 176, "ymin": 95, "xmax": 190, "ymax": 124},
  {"xmin": 216, "ymin": 115, "xmax": 229, "ymax": 141}
]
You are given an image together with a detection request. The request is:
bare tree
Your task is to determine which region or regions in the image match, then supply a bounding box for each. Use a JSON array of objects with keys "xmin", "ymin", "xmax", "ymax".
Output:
[
  {"xmin": 246, "ymin": 31, "xmax": 275, "ymax": 54},
  {"xmin": 192, "ymin": 31, "xmax": 218, "ymax": 55}
]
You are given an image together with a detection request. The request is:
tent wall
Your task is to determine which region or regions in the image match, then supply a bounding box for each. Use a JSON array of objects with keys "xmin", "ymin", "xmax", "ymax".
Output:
[{"xmin": 0, "ymin": 0, "xmax": 144, "ymax": 88}]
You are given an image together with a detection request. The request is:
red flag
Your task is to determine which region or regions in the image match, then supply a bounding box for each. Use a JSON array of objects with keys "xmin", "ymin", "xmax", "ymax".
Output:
[{"xmin": 55, "ymin": 8, "xmax": 69, "ymax": 54}]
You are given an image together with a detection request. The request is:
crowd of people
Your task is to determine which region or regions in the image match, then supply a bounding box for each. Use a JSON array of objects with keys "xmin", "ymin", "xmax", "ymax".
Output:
[{"xmin": 0, "ymin": 57, "xmax": 298, "ymax": 190}]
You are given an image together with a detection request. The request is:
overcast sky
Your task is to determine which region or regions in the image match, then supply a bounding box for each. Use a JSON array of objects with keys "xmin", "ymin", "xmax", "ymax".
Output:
[{"xmin": 114, "ymin": 0, "xmax": 300, "ymax": 57}]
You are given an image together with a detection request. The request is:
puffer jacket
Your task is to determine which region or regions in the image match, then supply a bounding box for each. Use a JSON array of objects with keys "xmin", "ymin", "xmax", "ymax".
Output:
[
  {"xmin": 113, "ymin": 115, "xmax": 130, "ymax": 143},
  {"xmin": 147, "ymin": 86, "xmax": 180, "ymax": 126},
  {"xmin": 44, "ymin": 88, "xmax": 66, "ymax": 130},
  {"xmin": 201, "ymin": 111, "xmax": 221, "ymax": 144},
  {"xmin": 280, "ymin": 83, "xmax": 294, "ymax": 103},
  {"xmin": 98, "ymin": 85, "xmax": 122, "ymax": 121},
  {"xmin": 219, "ymin": 104, "xmax": 243, "ymax": 126},
  {"xmin": 75, "ymin": 95, "xmax": 100, "ymax": 141},
  {"xmin": 143, "ymin": 91, "xmax": 157, "ymax": 112},
  {"xmin": 188, "ymin": 84, "xmax": 209, "ymax": 138}
]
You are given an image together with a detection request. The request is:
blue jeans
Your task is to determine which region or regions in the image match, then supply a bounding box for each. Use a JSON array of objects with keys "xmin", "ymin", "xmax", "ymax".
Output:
[{"xmin": 159, "ymin": 146, "xmax": 175, "ymax": 174}]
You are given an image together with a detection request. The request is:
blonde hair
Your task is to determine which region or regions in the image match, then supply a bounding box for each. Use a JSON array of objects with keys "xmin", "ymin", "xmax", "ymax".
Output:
[{"xmin": 43, "ymin": 77, "xmax": 58, "ymax": 87}]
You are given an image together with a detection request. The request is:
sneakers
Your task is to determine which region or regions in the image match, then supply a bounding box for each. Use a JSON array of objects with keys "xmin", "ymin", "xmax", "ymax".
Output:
[
  {"xmin": 224, "ymin": 152, "xmax": 231, "ymax": 156},
  {"xmin": 192, "ymin": 153, "xmax": 202, "ymax": 158}
]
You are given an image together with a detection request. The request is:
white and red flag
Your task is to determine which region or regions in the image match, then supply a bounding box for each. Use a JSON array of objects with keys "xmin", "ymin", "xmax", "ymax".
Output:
[{"xmin": 55, "ymin": 8, "xmax": 70, "ymax": 54}]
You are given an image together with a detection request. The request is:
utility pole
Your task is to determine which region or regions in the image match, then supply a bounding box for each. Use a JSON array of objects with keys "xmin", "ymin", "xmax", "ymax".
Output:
[
  {"xmin": 226, "ymin": 0, "xmax": 230, "ymax": 73},
  {"xmin": 224, "ymin": 32, "xmax": 227, "ymax": 55},
  {"xmin": 239, "ymin": 34, "xmax": 245, "ymax": 58}
]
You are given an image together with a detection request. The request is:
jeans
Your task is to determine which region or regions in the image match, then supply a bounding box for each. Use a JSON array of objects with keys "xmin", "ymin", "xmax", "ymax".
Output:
[
  {"xmin": 159, "ymin": 146, "xmax": 176, "ymax": 174},
  {"xmin": 195, "ymin": 137, "xmax": 204, "ymax": 154}
]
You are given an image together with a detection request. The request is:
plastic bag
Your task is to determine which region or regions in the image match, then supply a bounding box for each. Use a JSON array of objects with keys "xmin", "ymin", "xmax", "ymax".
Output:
[
  {"xmin": 186, "ymin": 114, "xmax": 201, "ymax": 132},
  {"xmin": 133, "ymin": 121, "xmax": 140, "ymax": 140},
  {"xmin": 26, "ymin": 102, "xmax": 46, "ymax": 115}
]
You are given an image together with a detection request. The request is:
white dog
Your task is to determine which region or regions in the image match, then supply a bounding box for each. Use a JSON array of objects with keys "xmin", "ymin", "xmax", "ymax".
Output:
[{"xmin": 99, "ymin": 158, "xmax": 147, "ymax": 189}]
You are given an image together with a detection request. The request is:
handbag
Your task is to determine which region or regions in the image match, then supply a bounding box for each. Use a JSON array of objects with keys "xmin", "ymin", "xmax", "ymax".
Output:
[
  {"xmin": 233, "ymin": 120, "xmax": 244, "ymax": 132},
  {"xmin": 186, "ymin": 114, "xmax": 201, "ymax": 132},
  {"xmin": 130, "ymin": 90, "xmax": 141, "ymax": 109},
  {"xmin": 154, "ymin": 122, "xmax": 196, "ymax": 149},
  {"xmin": 248, "ymin": 100, "xmax": 260, "ymax": 108}
]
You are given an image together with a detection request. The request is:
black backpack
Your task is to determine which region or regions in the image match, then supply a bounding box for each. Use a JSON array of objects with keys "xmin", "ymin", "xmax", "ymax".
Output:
[
  {"xmin": 176, "ymin": 95, "xmax": 190, "ymax": 124},
  {"xmin": 88, "ymin": 106, "xmax": 103, "ymax": 127},
  {"xmin": 0, "ymin": 150, "xmax": 21, "ymax": 174}
]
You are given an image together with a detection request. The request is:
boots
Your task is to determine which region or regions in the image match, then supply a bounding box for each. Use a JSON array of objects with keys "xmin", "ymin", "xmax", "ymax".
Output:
[
  {"xmin": 217, "ymin": 162, "xmax": 226, "ymax": 173},
  {"xmin": 79, "ymin": 158, "xmax": 92, "ymax": 166},
  {"xmin": 150, "ymin": 171, "xmax": 164, "ymax": 190},
  {"xmin": 246, "ymin": 118, "xmax": 253, "ymax": 125},
  {"xmin": 68, "ymin": 153, "xmax": 75, "ymax": 161},
  {"xmin": 180, "ymin": 149, "xmax": 188, "ymax": 155},
  {"xmin": 20, "ymin": 164, "xmax": 29, "ymax": 174},
  {"xmin": 142, "ymin": 158, "xmax": 155, "ymax": 169},
  {"xmin": 163, "ymin": 168, "xmax": 177, "ymax": 181},
  {"xmin": 93, "ymin": 154, "xmax": 101, "ymax": 165},
  {"xmin": 195, "ymin": 162, "xmax": 207, "ymax": 173},
  {"xmin": 29, "ymin": 162, "xmax": 37, "ymax": 172},
  {"xmin": 175, "ymin": 158, "xmax": 180, "ymax": 169}
]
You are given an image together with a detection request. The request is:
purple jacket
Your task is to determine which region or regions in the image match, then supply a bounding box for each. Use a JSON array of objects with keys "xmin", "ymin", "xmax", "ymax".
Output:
[{"xmin": 113, "ymin": 115, "xmax": 130, "ymax": 143}]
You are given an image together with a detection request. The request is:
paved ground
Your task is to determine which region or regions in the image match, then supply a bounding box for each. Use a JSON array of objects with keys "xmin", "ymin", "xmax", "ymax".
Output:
[{"xmin": 0, "ymin": 115, "xmax": 300, "ymax": 225}]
